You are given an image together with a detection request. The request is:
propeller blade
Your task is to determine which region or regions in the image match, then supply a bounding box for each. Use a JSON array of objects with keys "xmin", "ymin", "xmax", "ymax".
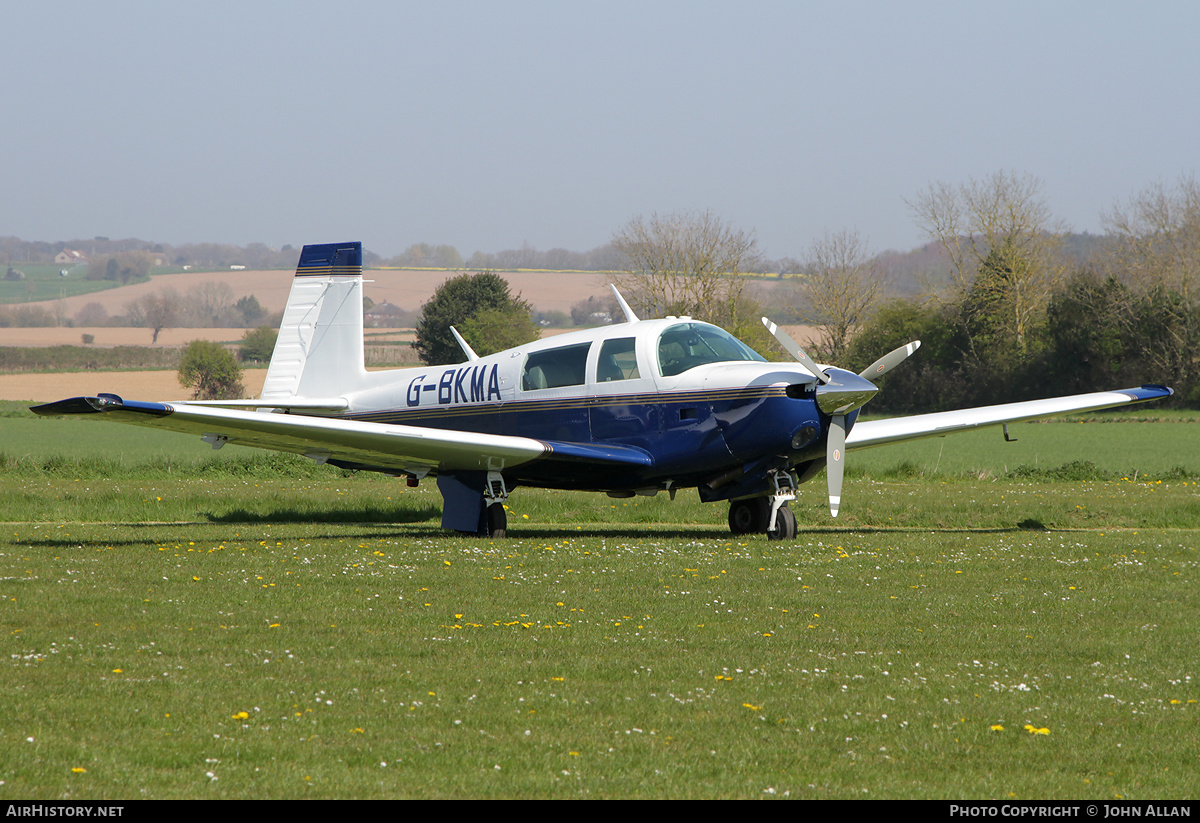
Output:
[
  {"xmin": 858, "ymin": 340, "xmax": 921, "ymax": 380},
  {"xmin": 827, "ymin": 414, "xmax": 846, "ymax": 517},
  {"xmin": 761, "ymin": 317, "xmax": 828, "ymax": 384}
]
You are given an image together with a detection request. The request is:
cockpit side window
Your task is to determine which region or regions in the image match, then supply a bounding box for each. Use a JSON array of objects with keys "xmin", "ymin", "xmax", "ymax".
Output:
[
  {"xmin": 521, "ymin": 342, "xmax": 592, "ymax": 390},
  {"xmin": 657, "ymin": 323, "xmax": 765, "ymax": 377},
  {"xmin": 596, "ymin": 337, "xmax": 640, "ymax": 382}
]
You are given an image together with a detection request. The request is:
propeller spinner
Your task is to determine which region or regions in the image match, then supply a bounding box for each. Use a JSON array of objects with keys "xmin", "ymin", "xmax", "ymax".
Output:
[{"xmin": 761, "ymin": 318, "xmax": 920, "ymax": 517}]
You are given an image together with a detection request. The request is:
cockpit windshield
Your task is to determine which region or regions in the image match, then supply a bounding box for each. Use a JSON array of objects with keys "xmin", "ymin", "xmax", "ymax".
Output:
[{"xmin": 657, "ymin": 322, "xmax": 766, "ymax": 377}]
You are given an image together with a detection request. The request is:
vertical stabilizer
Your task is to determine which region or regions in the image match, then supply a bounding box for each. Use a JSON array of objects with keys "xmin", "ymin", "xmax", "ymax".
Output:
[{"xmin": 260, "ymin": 242, "xmax": 367, "ymax": 403}]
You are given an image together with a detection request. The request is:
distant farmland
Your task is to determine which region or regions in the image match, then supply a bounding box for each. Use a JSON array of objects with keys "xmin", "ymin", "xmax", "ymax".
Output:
[{"xmin": 25, "ymin": 268, "xmax": 616, "ymax": 318}]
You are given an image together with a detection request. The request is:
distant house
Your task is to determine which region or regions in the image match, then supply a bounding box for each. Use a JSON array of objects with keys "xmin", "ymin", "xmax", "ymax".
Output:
[
  {"xmin": 55, "ymin": 250, "xmax": 86, "ymax": 265},
  {"xmin": 364, "ymin": 301, "xmax": 408, "ymax": 328}
]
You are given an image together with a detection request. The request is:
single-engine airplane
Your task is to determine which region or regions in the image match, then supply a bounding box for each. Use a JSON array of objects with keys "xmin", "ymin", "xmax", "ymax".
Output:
[{"xmin": 32, "ymin": 241, "xmax": 1173, "ymax": 538}]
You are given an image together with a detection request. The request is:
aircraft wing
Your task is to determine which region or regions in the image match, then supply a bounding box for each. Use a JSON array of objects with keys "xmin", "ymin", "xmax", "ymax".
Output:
[
  {"xmin": 846, "ymin": 385, "xmax": 1173, "ymax": 450},
  {"xmin": 29, "ymin": 394, "xmax": 653, "ymax": 474}
]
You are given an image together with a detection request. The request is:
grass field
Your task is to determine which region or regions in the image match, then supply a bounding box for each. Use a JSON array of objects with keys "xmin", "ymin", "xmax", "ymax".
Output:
[
  {"xmin": 1, "ymin": 409, "xmax": 1198, "ymax": 798},
  {"xmin": 0, "ymin": 266, "xmax": 143, "ymax": 305}
]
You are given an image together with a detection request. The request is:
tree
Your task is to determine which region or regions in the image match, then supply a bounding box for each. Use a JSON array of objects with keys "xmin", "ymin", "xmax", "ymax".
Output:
[
  {"xmin": 414, "ymin": 272, "xmax": 539, "ymax": 365},
  {"xmin": 1102, "ymin": 176, "xmax": 1200, "ymax": 399},
  {"xmin": 388, "ymin": 243, "xmax": 464, "ymax": 269},
  {"xmin": 1103, "ymin": 175, "xmax": 1200, "ymax": 301},
  {"xmin": 610, "ymin": 209, "xmax": 774, "ymax": 353},
  {"xmin": 910, "ymin": 171, "xmax": 1066, "ymax": 353},
  {"xmin": 611, "ymin": 209, "xmax": 761, "ymax": 318},
  {"xmin": 790, "ymin": 230, "xmax": 887, "ymax": 361},
  {"xmin": 178, "ymin": 340, "xmax": 244, "ymax": 400},
  {"xmin": 239, "ymin": 326, "xmax": 278, "ymax": 364},
  {"xmin": 125, "ymin": 289, "xmax": 180, "ymax": 343},
  {"xmin": 88, "ymin": 252, "xmax": 152, "ymax": 283},
  {"xmin": 843, "ymin": 300, "xmax": 967, "ymax": 413},
  {"xmin": 235, "ymin": 294, "xmax": 265, "ymax": 326},
  {"xmin": 74, "ymin": 301, "xmax": 108, "ymax": 326},
  {"xmin": 570, "ymin": 293, "xmax": 620, "ymax": 326},
  {"xmin": 185, "ymin": 281, "xmax": 235, "ymax": 327},
  {"xmin": 457, "ymin": 305, "xmax": 540, "ymax": 356}
]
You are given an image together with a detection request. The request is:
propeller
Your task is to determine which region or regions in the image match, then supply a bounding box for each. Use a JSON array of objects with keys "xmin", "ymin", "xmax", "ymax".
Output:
[{"xmin": 761, "ymin": 318, "xmax": 920, "ymax": 517}]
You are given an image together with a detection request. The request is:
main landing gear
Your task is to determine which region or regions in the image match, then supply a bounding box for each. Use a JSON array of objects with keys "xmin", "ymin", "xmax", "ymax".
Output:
[
  {"xmin": 484, "ymin": 472, "xmax": 508, "ymax": 538},
  {"xmin": 485, "ymin": 503, "xmax": 506, "ymax": 538},
  {"xmin": 727, "ymin": 470, "xmax": 798, "ymax": 540}
]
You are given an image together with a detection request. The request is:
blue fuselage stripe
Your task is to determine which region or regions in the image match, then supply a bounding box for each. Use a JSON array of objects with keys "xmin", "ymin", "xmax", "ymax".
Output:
[{"xmin": 344, "ymin": 387, "xmax": 823, "ymax": 489}]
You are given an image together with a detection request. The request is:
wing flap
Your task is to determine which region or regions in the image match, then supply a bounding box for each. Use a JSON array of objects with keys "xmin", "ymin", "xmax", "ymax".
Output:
[{"xmin": 847, "ymin": 385, "xmax": 1174, "ymax": 450}]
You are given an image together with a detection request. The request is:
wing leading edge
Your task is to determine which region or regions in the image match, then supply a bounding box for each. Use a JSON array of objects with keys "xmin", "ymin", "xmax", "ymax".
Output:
[
  {"xmin": 846, "ymin": 385, "xmax": 1173, "ymax": 450},
  {"xmin": 29, "ymin": 394, "xmax": 653, "ymax": 475}
]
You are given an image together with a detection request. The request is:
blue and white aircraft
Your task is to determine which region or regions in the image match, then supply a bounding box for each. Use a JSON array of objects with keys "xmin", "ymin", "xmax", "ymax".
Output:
[{"xmin": 32, "ymin": 241, "xmax": 1173, "ymax": 538}]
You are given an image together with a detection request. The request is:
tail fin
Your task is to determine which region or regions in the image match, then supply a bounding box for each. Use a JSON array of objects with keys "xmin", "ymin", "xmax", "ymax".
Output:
[{"xmin": 260, "ymin": 242, "xmax": 368, "ymax": 404}]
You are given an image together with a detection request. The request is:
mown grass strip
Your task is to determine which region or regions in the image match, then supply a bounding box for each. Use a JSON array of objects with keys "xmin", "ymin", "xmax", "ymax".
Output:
[{"xmin": 2, "ymin": 509, "xmax": 1197, "ymax": 799}]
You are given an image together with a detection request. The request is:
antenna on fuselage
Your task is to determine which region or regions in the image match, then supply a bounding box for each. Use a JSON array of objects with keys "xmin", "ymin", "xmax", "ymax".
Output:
[
  {"xmin": 609, "ymin": 285, "xmax": 640, "ymax": 323},
  {"xmin": 449, "ymin": 325, "xmax": 480, "ymax": 362}
]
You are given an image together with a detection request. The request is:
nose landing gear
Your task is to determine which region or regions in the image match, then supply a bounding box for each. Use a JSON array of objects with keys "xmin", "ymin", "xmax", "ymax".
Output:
[{"xmin": 727, "ymin": 470, "xmax": 798, "ymax": 540}]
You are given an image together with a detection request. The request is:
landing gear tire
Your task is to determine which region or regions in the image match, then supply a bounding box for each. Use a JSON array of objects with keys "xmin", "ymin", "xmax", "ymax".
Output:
[
  {"xmin": 767, "ymin": 506, "xmax": 797, "ymax": 541},
  {"xmin": 728, "ymin": 497, "xmax": 770, "ymax": 535},
  {"xmin": 486, "ymin": 502, "xmax": 507, "ymax": 538}
]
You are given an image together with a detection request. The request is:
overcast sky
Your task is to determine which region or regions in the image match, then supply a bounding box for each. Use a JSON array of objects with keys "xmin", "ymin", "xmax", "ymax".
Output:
[{"xmin": 2, "ymin": 0, "xmax": 1196, "ymax": 260}]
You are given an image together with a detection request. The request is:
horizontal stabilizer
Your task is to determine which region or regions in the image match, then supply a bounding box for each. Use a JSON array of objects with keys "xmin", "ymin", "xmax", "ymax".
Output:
[{"xmin": 30, "ymin": 394, "xmax": 170, "ymax": 417}]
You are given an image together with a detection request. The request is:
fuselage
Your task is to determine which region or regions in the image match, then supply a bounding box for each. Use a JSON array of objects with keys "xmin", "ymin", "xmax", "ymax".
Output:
[{"xmin": 332, "ymin": 318, "xmax": 835, "ymax": 493}]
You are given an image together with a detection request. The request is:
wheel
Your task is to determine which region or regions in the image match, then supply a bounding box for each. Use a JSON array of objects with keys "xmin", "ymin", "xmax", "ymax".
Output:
[
  {"xmin": 767, "ymin": 506, "xmax": 797, "ymax": 541},
  {"xmin": 728, "ymin": 497, "xmax": 770, "ymax": 535},
  {"xmin": 486, "ymin": 502, "xmax": 507, "ymax": 538}
]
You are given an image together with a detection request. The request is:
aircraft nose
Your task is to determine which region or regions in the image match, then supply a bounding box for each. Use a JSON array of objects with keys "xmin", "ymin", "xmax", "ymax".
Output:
[{"xmin": 815, "ymin": 369, "xmax": 878, "ymax": 416}]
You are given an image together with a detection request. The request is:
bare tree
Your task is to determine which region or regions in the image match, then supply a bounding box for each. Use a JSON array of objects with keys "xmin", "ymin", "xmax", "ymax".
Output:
[
  {"xmin": 611, "ymin": 210, "xmax": 762, "ymax": 322},
  {"xmin": 1102, "ymin": 175, "xmax": 1200, "ymax": 394},
  {"xmin": 791, "ymin": 230, "xmax": 887, "ymax": 361},
  {"xmin": 1103, "ymin": 175, "xmax": 1200, "ymax": 302},
  {"xmin": 125, "ymin": 289, "xmax": 180, "ymax": 344},
  {"xmin": 185, "ymin": 281, "xmax": 235, "ymax": 326},
  {"xmin": 74, "ymin": 301, "xmax": 109, "ymax": 327},
  {"xmin": 909, "ymin": 171, "xmax": 1066, "ymax": 352}
]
